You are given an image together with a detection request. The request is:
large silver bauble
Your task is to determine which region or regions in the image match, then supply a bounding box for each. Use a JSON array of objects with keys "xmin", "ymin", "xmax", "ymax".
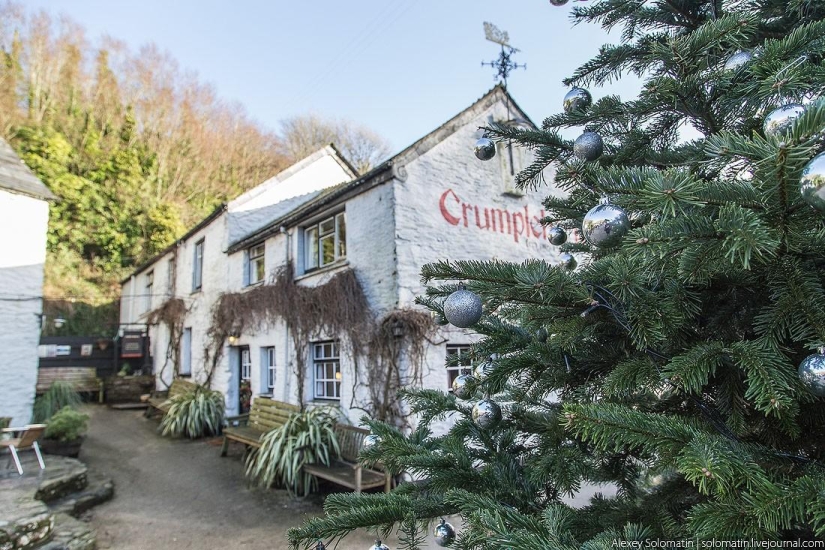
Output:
[
  {"xmin": 582, "ymin": 200, "xmax": 630, "ymax": 248},
  {"xmin": 764, "ymin": 104, "xmax": 805, "ymax": 137},
  {"xmin": 433, "ymin": 519, "xmax": 457, "ymax": 547},
  {"xmin": 549, "ymin": 0, "xmax": 569, "ymax": 5},
  {"xmin": 723, "ymin": 50, "xmax": 753, "ymax": 71},
  {"xmin": 559, "ymin": 252, "xmax": 577, "ymax": 270},
  {"xmin": 474, "ymin": 359, "xmax": 495, "ymax": 380},
  {"xmin": 362, "ymin": 434, "xmax": 381, "ymax": 451},
  {"xmin": 443, "ymin": 289, "xmax": 483, "ymax": 328},
  {"xmin": 563, "ymin": 87, "xmax": 592, "ymax": 113},
  {"xmin": 573, "ymin": 131, "xmax": 604, "ymax": 161},
  {"xmin": 474, "ymin": 137, "xmax": 496, "ymax": 161},
  {"xmin": 452, "ymin": 373, "xmax": 477, "ymax": 400},
  {"xmin": 547, "ymin": 226, "xmax": 567, "ymax": 245},
  {"xmin": 798, "ymin": 351, "xmax": 825, "ymax": 397},
  {"xmin": 369, "ymin": 541, "xmax": 390, "ymax": 550},
  {"xmin": 799, "ymin": 152, "xmax": 825, "ymax": 211},
  {"xmin": 472, "ymin": 399, "xmax": 502, "ymax": 429}
]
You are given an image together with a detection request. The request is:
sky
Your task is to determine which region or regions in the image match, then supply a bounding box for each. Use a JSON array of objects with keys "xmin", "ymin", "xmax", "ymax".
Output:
[{"xmin": 23, "ymin": 0, "xmax": 642, "ymax": 152}]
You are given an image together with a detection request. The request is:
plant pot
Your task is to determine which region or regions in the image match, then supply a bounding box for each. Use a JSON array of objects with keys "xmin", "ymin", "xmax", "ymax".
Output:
[{"xmin": 40, "ymin": 436, "xmax": 84, "ymax": 458}]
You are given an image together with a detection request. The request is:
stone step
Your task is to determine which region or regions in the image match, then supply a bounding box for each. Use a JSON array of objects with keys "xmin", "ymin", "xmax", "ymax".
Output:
[
  {"xmin": 0, "ymin": 491, "xmax": 54, "ymax": 550},
  {"xmin": 35, "ymin": 513, "xmax": 95, "ymax": 550},
  {"xmin": 34, "ymin": 458, "xmax": 88, "ymax": 503},
  {"xmin": 47, "ymin": 472, "xmax": 114, "ymax": 517}
]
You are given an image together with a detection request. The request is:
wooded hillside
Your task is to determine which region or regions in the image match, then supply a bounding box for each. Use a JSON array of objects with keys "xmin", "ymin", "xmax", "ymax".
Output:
[{"xmin": 0, "ymin": 5, "xmax": 388, "ymax": 335}]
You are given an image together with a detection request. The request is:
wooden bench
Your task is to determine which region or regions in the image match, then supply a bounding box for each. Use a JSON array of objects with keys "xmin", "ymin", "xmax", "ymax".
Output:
[
  {"xmin": 36, "ymin": 367, "xmax": 103, "ymax": 403},
  {"xmin": 220, "ymin": 398, "xmax": 300, "ymax": 456},
  {"xmin": 145, "ymin": 378, "xmax": 198, "ymax": 417},
  {"xmin": 304, "ymin": 424, "xmax": 391, "ymax": 493}
]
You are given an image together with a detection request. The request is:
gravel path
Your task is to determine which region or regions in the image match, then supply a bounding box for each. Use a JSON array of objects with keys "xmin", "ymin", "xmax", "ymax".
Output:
[{"xmin": 81, "ymin": 406, "xmax": 401, "ymax": 550}]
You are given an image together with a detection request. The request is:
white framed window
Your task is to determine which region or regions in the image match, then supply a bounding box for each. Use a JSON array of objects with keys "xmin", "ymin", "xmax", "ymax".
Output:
[
  {"xmin": 143, "ymin": 271, "xmax": 154, "ymax": 313},
  {"xmin": 304, "ymin": 212, "xmax": 346, "ymax": 271},
  {"xmin": 313, "ymin": 341, "xmax": 341, "ymax": 400},
  {"xmin": 180, "ymin": 328, "xmax": 192, "ymax": 376},
  {"xmin": 241, "ymin": 346, "xmax": 251, "ymax": 381},
  {"xmin": 192, "ymin": 239, "xmax": 204, "ymax": 291},
  {"xmin": 264, "ymin": 346, "xmax": 276, "ymax": 391},
  {"xmin": 446, "ymin": 344, "xmax": 474, "ymax": 390},
  {"xmin": 246, "ymin": 243, "xmax": 265, "ymax": 286}
]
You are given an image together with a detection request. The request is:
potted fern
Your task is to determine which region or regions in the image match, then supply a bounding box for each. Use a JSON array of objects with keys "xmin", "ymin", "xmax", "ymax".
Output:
[{"xmin": 41, "ymin": 406, "xmax": 89, "ymax": 457}]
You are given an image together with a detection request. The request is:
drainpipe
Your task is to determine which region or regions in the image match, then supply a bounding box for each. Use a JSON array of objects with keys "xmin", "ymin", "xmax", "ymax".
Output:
[
  {"xmin": 128, "ymin": 275, "xmax": 136, "ymax": 323},
  {"xmin": 281, "ymin": 225, "xmax": 291, "ymax": 403}
]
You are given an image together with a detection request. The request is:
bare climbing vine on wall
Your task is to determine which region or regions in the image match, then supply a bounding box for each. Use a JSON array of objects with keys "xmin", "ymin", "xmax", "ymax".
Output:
[
  {"xmin": 365, "ymin": 309, "xmax": 438, "ymax": 426},
  {"xmin": 204, "ymin": 261, "xmax": 436, "ymax": 425},
  {"xmin": 146, "ymin": 297, "xmax": 188, "ymax": 388},
  {"xmin": 204, "ymin": 262, "xmax": 371, "ymax": 398}
]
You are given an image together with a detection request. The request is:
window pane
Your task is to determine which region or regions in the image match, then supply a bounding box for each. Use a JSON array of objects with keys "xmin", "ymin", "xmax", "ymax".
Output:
[
  {"xmin": 316, "ymin": 382, "xmax": 323, "ymax": 396},
  {"xmin": 254, "ymin": 258, "xmax": 265, "ymax": 283},
  {"xmin": 327, "ymin": 382, "xmax": 334, "ymax": 396},
  {"xmin": 306, "ymin": 227, "xmax": 319, "ymax": 270},
  {"xmin": 320, "ymin": 235, "xmax": 335, "ymax": 266},
  {"xmin": 319, "ymin": 218, "xmax": 335, "ymax": 235},
  {"xmin": 251, "ymin": 244, "xmax": 264, "ymax": 258},
  {"xmin": 336, "ymin": 214, "xmax": 346, "ymax": 259}
]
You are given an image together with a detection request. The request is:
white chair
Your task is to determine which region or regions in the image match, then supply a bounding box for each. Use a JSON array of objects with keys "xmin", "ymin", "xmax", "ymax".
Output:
[{"xmin": 1, "ymin": 424, "xmax": 46, "ymax": 475}]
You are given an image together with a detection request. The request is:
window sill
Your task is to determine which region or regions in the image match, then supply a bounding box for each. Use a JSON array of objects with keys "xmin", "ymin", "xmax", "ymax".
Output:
[
  {"xmin": 243, "ymin": 280, "xmax": 264, "ymax": 289},
  {"xmin": 502, "ymin": 188, "xmax": 525, "ymax": 198},
  {"xmin": 178, "ymin": 373, "xmax": 192, "ymax": 378},
  {"xmin": 295, "ymin": 260, "xmax": 349, "ymax": 282},
  {"xmin": 190, "ymin": 288, "xmax": 202, "ymax": 295}
]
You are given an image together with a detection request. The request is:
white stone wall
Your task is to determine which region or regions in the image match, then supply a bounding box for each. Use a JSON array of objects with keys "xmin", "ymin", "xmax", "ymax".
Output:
[
  {"xmin": 392, "ymin": 98, "xmax": 564, "ymax": 433},
  {"xmin": 0, "ymin": 189, "xmax": 49, "ymax": 426}
]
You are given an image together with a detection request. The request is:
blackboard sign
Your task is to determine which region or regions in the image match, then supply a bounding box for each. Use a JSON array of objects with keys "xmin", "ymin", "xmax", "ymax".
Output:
[{"xmin": 121, "ymin": 331, "xmax": 144, "ymax": 358}]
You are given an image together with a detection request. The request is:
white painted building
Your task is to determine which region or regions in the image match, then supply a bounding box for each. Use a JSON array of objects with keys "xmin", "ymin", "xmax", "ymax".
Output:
[
  {"xmin": 120, "ymin": 87, "xmax": 563, "ymax": 426},
  {"xmin": 0, "ymin": 138, "xmax": 56, "ymax": 426}
]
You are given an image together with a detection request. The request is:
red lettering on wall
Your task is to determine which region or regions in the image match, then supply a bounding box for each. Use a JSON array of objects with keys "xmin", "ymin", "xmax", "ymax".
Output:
[
  {"xmin": 438, "ymin": 188, "xmax": 549, "ymax": 247},
  {"xmin": 439, "ymin": 189, "xmax": 461, "ymax": 226}
]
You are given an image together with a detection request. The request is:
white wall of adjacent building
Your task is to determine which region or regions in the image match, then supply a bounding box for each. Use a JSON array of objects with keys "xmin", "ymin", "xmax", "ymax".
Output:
[{"xmin": 0, "ymin": 188, "xmax": 50, "ymax": 426}]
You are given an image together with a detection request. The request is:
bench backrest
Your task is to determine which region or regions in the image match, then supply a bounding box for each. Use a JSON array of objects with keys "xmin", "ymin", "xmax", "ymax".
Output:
[
  {"xmin": 248, "ymin": 398, "xmax": 301, "ymax": 432},
  {"xmin": 36, "ymin": 367, "xmax": 99, "ymax": 393},
  {"xmin": 335, "ymin": 424, "xmax": 370, "ymax": 463},
  {"xmin": 168, "ymin": 379, "xmax": 198, "ymax": 399}
]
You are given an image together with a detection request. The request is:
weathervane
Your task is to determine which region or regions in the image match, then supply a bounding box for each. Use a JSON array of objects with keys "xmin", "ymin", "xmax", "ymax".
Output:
[{"xmin": 481, "ymin": 22, "xmax": 525, "ymax": 89}]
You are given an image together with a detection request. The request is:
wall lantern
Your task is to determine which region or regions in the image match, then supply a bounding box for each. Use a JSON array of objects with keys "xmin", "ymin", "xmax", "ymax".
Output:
[
  {"xmin": 227, "ymin": 332, "xmax": 240, "ymax": 345},
  {"xmin": 335, "ymin": 371, "xmax": 342, "ymax": 381},
  {"xmin": 53, "ymin": 317, "xmax": 66, "ymax": 329},
  {"xmin": 391, "ymin": 319, "xmax": 404, "ymax": 339}
]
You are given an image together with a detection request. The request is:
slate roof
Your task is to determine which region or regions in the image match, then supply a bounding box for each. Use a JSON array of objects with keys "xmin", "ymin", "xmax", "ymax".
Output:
[{"xmin": 0, "ymin": 138, "xmax": 56, "ymax": 201}]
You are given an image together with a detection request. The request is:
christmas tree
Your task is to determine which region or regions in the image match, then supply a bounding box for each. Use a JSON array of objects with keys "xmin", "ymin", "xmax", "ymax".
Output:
[{"xmin": 289, "ymin": 1, "xmax": 825, "ymax": 547}]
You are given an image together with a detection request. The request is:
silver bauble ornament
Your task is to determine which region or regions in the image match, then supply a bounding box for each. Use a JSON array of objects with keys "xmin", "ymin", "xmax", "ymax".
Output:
[
  {"xmin": 582, "ymin": 199, "xmax": 630, "ymax": 248},
  {"xmin": 474, "ymin": 137, "xmax": 496, "ymax": 161},
  {"xmin": 764, "ymin": 104, "xmax": 805, "ymax": 137},
  {"xmin": 369, "ymin": 541, "xmax": 390, "ymax": 550},
  {"xmin": 798, "ymin": 349, "xmax": 825, "ymax": 397},
  {"xmin": 472, "ymin": 398, "xmax": 502, "ymax": 429},
  {"xmin": 563, "ymin": 87, "xmax": 592, "ymax": 113},
  {"xmin": 549, "ymin": 0, "xmax": 569, "ymax": 5},
  {"xmin": 443, "ymin": 288, "xmax": 483, "ymax": 328},
  {"xmin": 433, "ymin": 519, "xmax": 457, "ymax": 547},
  {"xmin": 362, "ymin": 434, "xmax": 381, "ymax": 451},
  {"xmin": 559, "ymin": 252, "xmax": 577, "ymax": 270},
  {"xmin": 535, "ymin": 327, "xmax": 549, "ymax": 343},
  {"xmin": 547, "ymin": 226, "xmax": 567, "ymax": 245},
  {"xmin": 474, "ymin": 359, "xmax": 495, "ymax": 380},
  {"xmin": 723, "ymin": 50, "xmax": 753, "ymax": 72},
  {"xmin": 573, "ymin": 131, "xmax": 604, "ymax": 161},
  {"xmin": 799, "ymin": 152, "xmax": 825, "ymax": 211},
  {"xmin": 452, "ymin": 373, "xmax": 477, "ymax": 400}
]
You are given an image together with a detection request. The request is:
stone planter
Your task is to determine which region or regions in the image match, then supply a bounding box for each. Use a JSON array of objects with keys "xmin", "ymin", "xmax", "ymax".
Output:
[
  {"xmin": 40, "ymin": 436, "xmax": 84, "ymax": 458},
  {"xmin": 104, "ymin": 375, "xmax": 155, "ymax": 404}
]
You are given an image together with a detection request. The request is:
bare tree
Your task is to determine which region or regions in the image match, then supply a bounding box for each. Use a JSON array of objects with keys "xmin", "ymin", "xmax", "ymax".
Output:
[{"xmin": 278, "ymin": 114, "xmax": 391, "ymax": 175}]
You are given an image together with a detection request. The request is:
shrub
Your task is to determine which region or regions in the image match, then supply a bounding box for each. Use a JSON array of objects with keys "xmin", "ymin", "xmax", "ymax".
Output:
[
  {"xmin": 33, "ymin": 381, "xmax": 82, "ymax": 423},
  {"xmin": 245, "ymin": 407, "xmax": 341, "ymax": 496},
  {"xmin": 44, "ymin": 406, "xmax": 89, "ymax": 442},
  {"xmin": 159, "ymin": 385, "xmax": 225, "ymax": 439}
]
